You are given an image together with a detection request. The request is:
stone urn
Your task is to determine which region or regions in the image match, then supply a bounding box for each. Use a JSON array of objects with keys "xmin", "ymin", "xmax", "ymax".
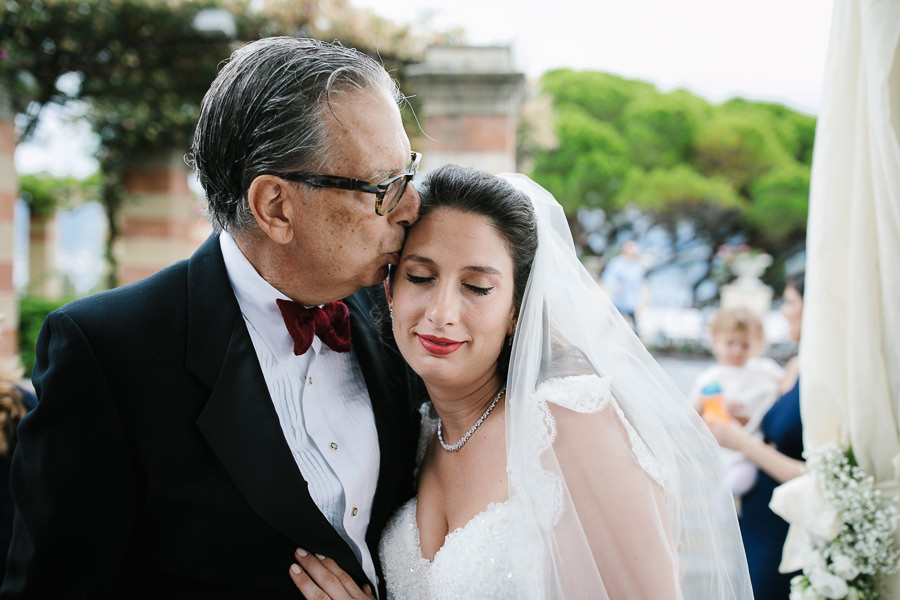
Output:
[
  {"xmin": 721, "ymin": 252, "xmax": 774, "ymax": 314},
  {"xmin": 730, "ymin": 252, "xmax": 773, "ymax": 287}
]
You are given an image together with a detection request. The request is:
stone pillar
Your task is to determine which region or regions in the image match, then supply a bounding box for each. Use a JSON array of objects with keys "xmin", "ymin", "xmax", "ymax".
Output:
[
  {"xmin": 0, "ymin": 84, "xmax": 18, "ymax": 356},
  {"xmin": 406, "ymin": 46, "xmax": 526, "ymax": 175},
  {"xmin": 27, "ymin": 211, "xmax": 61, "ymax": 298},
  {"xmin": 117, "ymin": 149, "xmax": 210, "ymax": 285}
]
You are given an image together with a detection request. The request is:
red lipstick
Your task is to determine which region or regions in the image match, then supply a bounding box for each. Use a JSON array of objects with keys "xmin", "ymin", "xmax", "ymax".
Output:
[{"xmin": 417, "ymin": 334, "xmax": 464, "ymax": 356}]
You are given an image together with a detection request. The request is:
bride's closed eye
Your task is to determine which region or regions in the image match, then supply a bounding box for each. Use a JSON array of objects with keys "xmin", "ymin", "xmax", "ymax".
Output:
[
  {"xmin": 405, "ymin": 273, "xmax": 494, "ymax": 296},
  {"xmin": 463, "ymin": 284, "xmax": 493, "ymax": 296}
]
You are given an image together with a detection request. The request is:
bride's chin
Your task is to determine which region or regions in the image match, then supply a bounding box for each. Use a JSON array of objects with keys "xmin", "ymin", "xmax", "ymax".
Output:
[{"xmin": 410, "ymin": 364, "xmax": 466, "ymax": 390}]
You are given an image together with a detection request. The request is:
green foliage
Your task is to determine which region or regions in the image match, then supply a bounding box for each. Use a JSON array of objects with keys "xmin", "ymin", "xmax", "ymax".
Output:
[
  {"xmin": 619, "ymin": 166, "xmax": 743, "ymax": 260},
  {"xmin": 526, "ymin": 68, "xmax": 816, "ymax": 305},
  {"xmin": 619, "ymin": 165, "xmax": 741, "ymax": 211},
  {"xmin": 17, "ymin": 296, "xmax": 72, "ymax": 377},
  {"xmin": 693, "ymin": 110, "xmax": 791, "ymax": 192},
  {"xmin": 722, "ymin": 99, "xmax": 817, "ymax": 163},
  {"xmin": 746, "ymin": 162, "xmax": 811, "ymax": 241},
  {"xmin": 1, "ymin": 0, "xmax": 266, "ymax": 140},
  {"xmin": 532, "ymin": 105, "xmax": 630, "ymax": 213},
  {"xmin": 541, "ymin": 69, "xmax": 655, "ymax": 129},
  {"xmin": 622, "ymin": 89, "xmax": 710, "ymax": 169},
  {"xmin": 18, "ymin": 171, "xmax": 102, "ymax": 216}
]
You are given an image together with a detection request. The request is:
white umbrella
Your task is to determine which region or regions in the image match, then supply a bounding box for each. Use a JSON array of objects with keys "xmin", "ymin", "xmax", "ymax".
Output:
[{"xmin": 776, "ymin": 0, "xmax": 900, "ymax": 592}]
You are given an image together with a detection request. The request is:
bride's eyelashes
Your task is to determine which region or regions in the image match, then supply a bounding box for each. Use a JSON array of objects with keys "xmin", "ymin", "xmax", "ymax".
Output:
[
  {"xmin": 405, "ymin": 273, "xmax": 432, "ymax": 284},
  {"xmin": 463, "ymin": 284, "xmax": 493, "ymax": 296},
  {"xmin": 404, "ymin": 273, "xmax": 494, "ymax": 296}
]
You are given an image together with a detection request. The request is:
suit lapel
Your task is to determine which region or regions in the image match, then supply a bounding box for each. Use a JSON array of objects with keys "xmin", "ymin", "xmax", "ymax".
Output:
[{"xmin": 184, "ymin": 235, "xmax": 367, "ymax": 584}]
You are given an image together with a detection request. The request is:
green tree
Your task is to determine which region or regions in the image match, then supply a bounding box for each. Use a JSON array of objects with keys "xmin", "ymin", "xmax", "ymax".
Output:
[
  {"xmin": 622, "ymin": 89, "xmax": 710, "ymax": 169},
  {"xmin": 531, "ymin": 105, "xmax": 632, "ymax": 247},
  {"xmin": 527, "ymin": 69, "xmax": 815, "ymax": 304},
  {"xmin": 746, "ymin": 162, "xmax": 810, "ymax": 245},
  {"xmin": 722, "ymin": 99, "xmax": 817, "ymax": 164},
  {"xmin": 540, "ymin": 69, "xmax": 654, "ymax": 129},
  {"xmin": 692, "ymin": 109, "xmax": 791, "ymax": 194},
  {"xmin": 619, "ymin": 165, "xmax": 744, "ymax": 303},
  {"xmin": 18, "ymin": 171, "xmax": 102, "ymax": 217},
  {"xmin": 533, "ymin": 105, "xmax": 631, "ymax": 213}
]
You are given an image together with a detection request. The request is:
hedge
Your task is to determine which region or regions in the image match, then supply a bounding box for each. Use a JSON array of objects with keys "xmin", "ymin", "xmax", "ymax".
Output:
[{"xmin": 18, "ymin": 296, "xmax": 72, "ymax": 377}]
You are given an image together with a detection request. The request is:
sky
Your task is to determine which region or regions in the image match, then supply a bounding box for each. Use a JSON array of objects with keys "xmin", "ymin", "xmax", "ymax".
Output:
[
  {"xmin": 353, "ymin": 0, "xmax": 833, "ymax": 114},
  {"xmin": 15, "ymin": 0, "xmax": 834, "ymax": 175}
]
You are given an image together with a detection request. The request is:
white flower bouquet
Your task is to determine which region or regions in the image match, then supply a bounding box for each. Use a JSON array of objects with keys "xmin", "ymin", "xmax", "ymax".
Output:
[{"xmin": 788, "ymin": 443, "xmax": 900, "ymax": 600}]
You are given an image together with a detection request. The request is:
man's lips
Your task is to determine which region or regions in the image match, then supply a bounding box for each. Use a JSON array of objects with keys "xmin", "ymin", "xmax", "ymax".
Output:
[{"xmin": 417, "ymin": 334, "xmax": 464, "ymax": 356}]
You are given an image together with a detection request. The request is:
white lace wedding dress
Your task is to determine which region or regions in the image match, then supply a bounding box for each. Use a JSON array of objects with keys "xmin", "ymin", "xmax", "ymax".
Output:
[{"xmin": 378, "ymin": 375, "xmax": 665, "ymax": 600}]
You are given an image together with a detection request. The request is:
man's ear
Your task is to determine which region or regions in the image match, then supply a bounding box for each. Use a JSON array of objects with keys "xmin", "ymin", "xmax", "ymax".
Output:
[{"xmin": 247, "ymin": 175, "xmax": 296, "ymax": 244}]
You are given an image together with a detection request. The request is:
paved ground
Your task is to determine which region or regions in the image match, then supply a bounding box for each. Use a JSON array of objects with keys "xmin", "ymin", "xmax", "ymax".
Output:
[{"xmin": 654, "ymin": 354, "xmax": 715, "ymax": 397}]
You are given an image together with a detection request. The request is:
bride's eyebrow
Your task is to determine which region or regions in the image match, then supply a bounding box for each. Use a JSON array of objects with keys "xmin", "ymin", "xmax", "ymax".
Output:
[
  {"xmin": 402, "ymin": 255, "xmax": 434, "ymax": 266},
  {"xmin": 462, "ymin": 266, "xmax": 501, "ymax": 276},
  {"xmin": 402, "ymin": 255, "xmax": 502, "ymax": 276}
]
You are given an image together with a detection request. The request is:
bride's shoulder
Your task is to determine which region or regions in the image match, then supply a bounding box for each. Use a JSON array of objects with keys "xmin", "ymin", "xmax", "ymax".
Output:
[{"xmin": 533, "ymin": 373, "xmax": 613, "ymax": 414}]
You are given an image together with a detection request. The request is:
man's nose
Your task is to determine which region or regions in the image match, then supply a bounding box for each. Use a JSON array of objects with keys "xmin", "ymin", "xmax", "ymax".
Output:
[{"xmin": 390, "ymin": 182, "xmax": 421, "ymax": 227}]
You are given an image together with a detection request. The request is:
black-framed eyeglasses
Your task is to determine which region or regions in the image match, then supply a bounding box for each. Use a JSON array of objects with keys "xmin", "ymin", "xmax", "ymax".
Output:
[{"xmin": 274, "ymin": 151, "xmax": 421, "ymax": 216}]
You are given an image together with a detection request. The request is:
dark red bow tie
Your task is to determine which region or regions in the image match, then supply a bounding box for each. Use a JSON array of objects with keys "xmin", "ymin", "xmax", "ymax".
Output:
[{"xmin": 276, "ymin": 299, "xmax": 351, "ymax": 355}]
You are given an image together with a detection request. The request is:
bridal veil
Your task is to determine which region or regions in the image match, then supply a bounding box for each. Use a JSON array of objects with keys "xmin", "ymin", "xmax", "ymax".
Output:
[{"xmin": 500, "ymin": 174, "xmax": 753, "ymax": 599}]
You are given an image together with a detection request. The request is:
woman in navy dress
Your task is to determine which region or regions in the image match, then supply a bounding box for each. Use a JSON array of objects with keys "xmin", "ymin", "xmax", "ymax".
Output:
[{"xmin": 705, "ymin": 271, "xmax": 806, "ymax": 599}]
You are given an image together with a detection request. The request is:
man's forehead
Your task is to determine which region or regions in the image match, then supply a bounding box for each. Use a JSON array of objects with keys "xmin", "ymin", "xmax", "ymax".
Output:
[{"xmin": 323, "ymin": 92, "xmax": 410, "ymax": 177}]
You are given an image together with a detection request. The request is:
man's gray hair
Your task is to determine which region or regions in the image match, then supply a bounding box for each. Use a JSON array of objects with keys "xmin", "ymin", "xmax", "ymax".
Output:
[{"xmin": 188, "ymin": 36, "xmax": 402, "ymax": 233}]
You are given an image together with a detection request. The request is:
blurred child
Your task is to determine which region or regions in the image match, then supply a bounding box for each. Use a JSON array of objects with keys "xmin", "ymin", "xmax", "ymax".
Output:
[{"xmin": 690, "ymin": 306, "xmax": 784, "ymax": 499}]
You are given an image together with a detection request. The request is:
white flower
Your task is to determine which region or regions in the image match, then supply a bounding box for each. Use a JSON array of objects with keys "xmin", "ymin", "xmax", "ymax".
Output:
[
  {"xmin": 788, "ymin": 444, "xmax": 900, "ymax": 600},
  {"xmin": 831, "ymin": 552, "xmax": 860, "ymax": 580},
  {"xmin": 809, "ymin": 567, "xmax": 849, "ymax": 599},
  {"xmin": 790, "ymin": 585, "xmax": 825, "ymax": 600}
]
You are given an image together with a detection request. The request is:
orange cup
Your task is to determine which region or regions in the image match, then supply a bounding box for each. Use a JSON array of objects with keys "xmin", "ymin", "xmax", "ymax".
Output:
[
  {"xmin": 700, "ymin": 383, "xmax": 731, "ymax": 423},
  {"xmin": 702, "ymin": 395, "xmax": 731, "ymax": 423}
]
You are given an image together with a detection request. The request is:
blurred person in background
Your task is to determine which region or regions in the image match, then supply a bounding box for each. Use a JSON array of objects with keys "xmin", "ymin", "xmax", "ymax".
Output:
[{"xmin": 600, "ymin": 240, "xmax": 646, "ymax": 334}]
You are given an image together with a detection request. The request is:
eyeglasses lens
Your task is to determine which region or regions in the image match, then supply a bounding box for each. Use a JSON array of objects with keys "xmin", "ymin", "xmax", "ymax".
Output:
[{"xmin": 380, "ymin": 179, "xmax": 408, "ymax": 215}]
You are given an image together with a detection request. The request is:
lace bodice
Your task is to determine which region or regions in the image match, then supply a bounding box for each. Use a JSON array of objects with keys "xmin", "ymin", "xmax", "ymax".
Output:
[{"xmin": 378, "ymin": 375, "xmax": 666, "ymax": 599}]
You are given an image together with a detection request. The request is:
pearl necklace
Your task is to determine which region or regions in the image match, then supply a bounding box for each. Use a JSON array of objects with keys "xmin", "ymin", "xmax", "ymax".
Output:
[{"xmin": 437, "ymin": 386, "xmax": 506, "ymax": 452}]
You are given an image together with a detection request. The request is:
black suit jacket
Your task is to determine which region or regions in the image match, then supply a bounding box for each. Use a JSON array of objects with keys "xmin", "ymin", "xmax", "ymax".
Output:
[{"xmin": 0, "ymin": 235, "xmax": 420, "ymax": 599}]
